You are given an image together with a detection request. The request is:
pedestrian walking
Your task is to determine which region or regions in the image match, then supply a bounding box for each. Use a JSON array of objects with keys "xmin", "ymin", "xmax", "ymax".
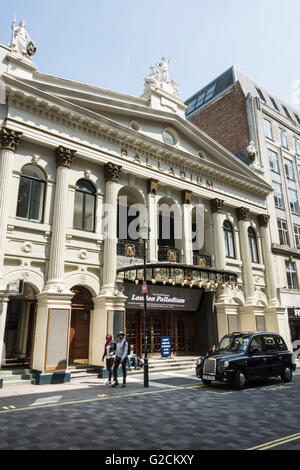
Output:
[
  {"xmin": 102, "ymin": 334, "xmax": 116, "ymax": 385},
  {"xmin": 112, "ymin": 331, "xmax": 129, "ymax": 388}
]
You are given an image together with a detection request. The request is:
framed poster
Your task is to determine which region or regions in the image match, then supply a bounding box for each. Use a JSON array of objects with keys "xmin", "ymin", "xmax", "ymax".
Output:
[{"xmin": 45, "ymin": 308, "xmax": 70, "ymax": 371}]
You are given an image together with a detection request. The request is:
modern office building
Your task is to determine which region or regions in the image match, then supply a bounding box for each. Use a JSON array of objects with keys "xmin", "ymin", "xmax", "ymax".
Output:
[
  {"xmin": 0, "ymin": 25, "xmax": 290, "ymax": 386},
  {"xmin": 186, "ymin": 66, "xmax": 300, "ymax": 342}
]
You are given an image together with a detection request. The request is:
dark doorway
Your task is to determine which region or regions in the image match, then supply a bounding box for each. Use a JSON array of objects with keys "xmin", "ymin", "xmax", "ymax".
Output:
[{"xmin": 69, "ymin": 286, "xmax": 93, "ymax": 365}]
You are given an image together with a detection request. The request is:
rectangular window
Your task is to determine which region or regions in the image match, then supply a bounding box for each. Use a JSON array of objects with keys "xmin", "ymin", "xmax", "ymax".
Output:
[
  {"xmin": 286, "ymin": 261, "xmax": 299, "ymax": 290},
  {"xmin": 272, "ymin": 181, "xmax": 284, "ymax": 209},
  {"xmin": 264, "ymin": 119, "xmax": 273, "ymax": 139},
  {"xmin": 256, "ymin": 88, "xmax": 266, "ymax": 102},
  {"xmin": 269, "ymin": 149, "xmax": 279, "ymax": 173},
  {"xmin": 270, "ymin": 97, "xmax": 279, "ymax": 111},
  {"xmin": 294, "ymin": 224, "xmax": 300, "ymax": 249},
  {"xmin": 288, "ymin": 188, "xmax": 300, "ymax": 215},
  {"xmin": 277, "ymin": 219, "xmax": 290, "ymax": 246},
  {"xmin": 294, "ymin": 138, "xmax": 300, "ymax": 155},
  {"xmin": 280, "ymin": 129, "xmax": 288, "ymax": 148},
  {"xmin": 256, "ymin": 316, "xmax": 266, "ymax": 332},
  {"xmin": 282, "ymin": 105, "xmax": 292, "ymax": 120},
  {"xmin": 283, "ymin": 158, "xmax": 295, "ymax": 180},
  {"xmin": 295, "ymin": 114, "xmax": 300, "ymax": 126},
  {"xmin": 227, "ymin": 315, "xmax": 239, "ymax": 334}
]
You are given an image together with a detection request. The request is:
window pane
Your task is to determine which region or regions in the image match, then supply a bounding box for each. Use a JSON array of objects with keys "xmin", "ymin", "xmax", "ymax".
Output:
[
  {"xmin": 228, "ymin": 315, "xmax": 239, "ymax": 334},
  {"xmin": 16, "ymin": 177, "xmax": 31, "ymax": 218},
  {"xmin": 73, "ymin": 191, "xmax": 84, "ymax": 229},
  {"xmin": 264, "ymin": 119, "xmax": 273, "ymax": 139},
  {"xmin": 30, "ymin": 180, "xmax": 45, "ymax": 221},
  {"xmin": 21, "ymin": 165, "xmax": 45, "ymax": 180},
  {"xmin": 84, "ymin": 193, "xmax": 95, "ymax": 231},
  {"xmin": 269, "ymin": 150, "xmax": 279, "ymax": 173},
  {"xmin": 256, "ymin": 316, "xmax": 266, "ymax": 332}
]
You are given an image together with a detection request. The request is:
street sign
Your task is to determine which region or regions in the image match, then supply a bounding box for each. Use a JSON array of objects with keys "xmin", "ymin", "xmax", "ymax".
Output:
[
  {"xmin": 7, "ymin": 279, "xmax": 24, "ymax": 296},
  {"xmin": 161, "ymin": 336, "xmax": 171, "ymax": 358}
]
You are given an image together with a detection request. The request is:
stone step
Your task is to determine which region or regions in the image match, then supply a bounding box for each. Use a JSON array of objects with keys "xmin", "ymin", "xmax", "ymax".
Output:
[
  {"xmin": 2, "ymin": 379, "xmax": 32, "ymax": 387},
  {"xmin": 0, "ymin": 369, "xmax": 32, "ymax": 376},
  {"xmin": 1, "ymin": 374, "xmax": 32, "ymax": 382}
]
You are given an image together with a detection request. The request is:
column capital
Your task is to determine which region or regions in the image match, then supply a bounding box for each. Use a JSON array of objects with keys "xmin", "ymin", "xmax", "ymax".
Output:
[
  {"xmin": 236, "ymin": 207, "xmax": 250, "ymax": 222},
  {"xmin": 210, "ymin": 198, "xmax": 224, "ymax": 213},
  {"xmin": 0, "ymin": 127, "xmax": 22, "ymax": 152},
  {"xmin": 103, "ymin": 162, "xmax": 122, "ymax": 183},
  {"xmin": 147, "ymin": 178, "xmax": 159, "ymax": 195},
  {"xmin": 258, "ymin": 214, "xmax": 270, "ymax": 227},
  {"xmin": 181, "ymin": 190, "xmax": 192, "ymax": 205},
  {"xmin": 55, "ymin": 145, "xmax": 76, "ymax": 168}
]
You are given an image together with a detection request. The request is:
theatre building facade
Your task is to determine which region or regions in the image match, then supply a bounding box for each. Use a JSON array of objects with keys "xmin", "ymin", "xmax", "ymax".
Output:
[{"xmin": 0, "ymin": 34, "xmax": 292, "ymax": 384}]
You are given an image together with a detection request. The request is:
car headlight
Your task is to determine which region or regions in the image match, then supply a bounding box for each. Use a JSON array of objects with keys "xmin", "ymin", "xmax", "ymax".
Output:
[
  {"xmin": 223, "ymin": 360, "xmax": 229, "ymax": 368},
  {"xmin": 196, "ymin": 358, "xmax": 202, "ymax": 366}
]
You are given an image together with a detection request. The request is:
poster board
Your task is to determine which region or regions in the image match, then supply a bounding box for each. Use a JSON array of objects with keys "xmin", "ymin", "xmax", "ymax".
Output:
[{"xmin": 45, "ymin": 308, "xmax": 70, "ymax": 371}]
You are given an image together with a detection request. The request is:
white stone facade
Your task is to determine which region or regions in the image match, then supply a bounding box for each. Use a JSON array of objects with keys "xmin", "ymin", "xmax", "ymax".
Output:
[{"xmin": 0, "ymin": 43, "xmax": 292, "ymax": 381}]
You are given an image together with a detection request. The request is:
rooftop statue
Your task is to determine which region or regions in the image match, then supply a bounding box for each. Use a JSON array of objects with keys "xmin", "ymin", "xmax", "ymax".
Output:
[
  {"xmin": 144, "ymin": 57, "xmax": 181, "ymax": 98},
  {"xmin": 10, "ymin": 18, "xmax": 36, "ymax": 59}
]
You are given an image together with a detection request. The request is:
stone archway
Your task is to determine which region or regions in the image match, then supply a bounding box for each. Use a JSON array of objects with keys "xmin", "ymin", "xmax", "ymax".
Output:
[{"xmin": 69, "ymin": 286, "xmax": 94, "ymax": 365}]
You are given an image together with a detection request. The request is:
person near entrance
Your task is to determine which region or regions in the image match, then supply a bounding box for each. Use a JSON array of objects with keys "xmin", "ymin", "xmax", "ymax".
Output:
[
  {"xmin": 102, "ymin": 334, "xmax": 116, "ymax": 385},
  {"xmin": 112, "ymin": 331, "xmax": 128, "ymax": 388}
]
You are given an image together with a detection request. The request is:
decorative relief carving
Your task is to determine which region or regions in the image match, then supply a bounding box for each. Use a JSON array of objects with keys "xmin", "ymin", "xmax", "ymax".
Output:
[
  {"xmin": 55, "ymin": 146, "xmax": 76, "ymax": 168},
  {"xmin": 0, "ymin": 127, "xmax": 22, "ymax": 152},
  {"xmin": 182, "ymin": 190, "xmax": 192, "ymax": 205},
  {"xmin": 258, "ymin": 214, "xmax": 270, "ymax": 227},
  {"xmin": 21, "ymin": 241, "xmax": 32, "ymax": 253},
  {"xmin": 236, "ymin": 207, "xmax": 250, "ymax": 221},
  {"xmin": 103, "ymin": 162, "xmax": 122, "ymax": 182},
  {"xmin": 210, "ymin": 198, "xmax": 224, "ymax": 214},
  {"xmin": 147, "ymin": 179, "xmax": 159, "ymax": 195}
]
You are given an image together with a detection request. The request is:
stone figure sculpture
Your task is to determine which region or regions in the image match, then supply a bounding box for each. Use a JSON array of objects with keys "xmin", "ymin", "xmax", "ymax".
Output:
[
  {"xmin": 247, "ymin": 141, "xmax": 257, "ymax": 164},
  {"xmin": 143, "ymin": 57, "xmax": 181, "ymax": 98},
  {"xmin": 10, "ymin": 19, "xmax": 36, "ymax": 58}
]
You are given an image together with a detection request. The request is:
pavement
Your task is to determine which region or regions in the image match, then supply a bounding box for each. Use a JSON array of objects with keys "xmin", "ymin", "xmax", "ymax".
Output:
[{"xmin": 0, "ymin": 367, "xmax": 300, "ymax": 451}]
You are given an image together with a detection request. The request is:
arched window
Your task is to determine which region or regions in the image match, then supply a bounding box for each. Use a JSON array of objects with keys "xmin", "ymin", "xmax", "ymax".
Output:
[
  {"xmin": 16, "ymin": 164, "xmax": 46, "ymax": 222},
  {"xmin": 73, "ymin": 179, "xmax": 95, "ymax": 232},
  {"xmin": 248, "ymin": 227, "xmax": 259, "ymax": 263},
  {"xmin": 223, "ymin": 220, "xmax": 235, "ymax": 259}
]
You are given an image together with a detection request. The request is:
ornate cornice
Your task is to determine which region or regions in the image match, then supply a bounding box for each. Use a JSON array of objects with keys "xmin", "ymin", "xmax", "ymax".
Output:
[
  {"xmin": 236, "ymin": 207, "xmax": 250, "ymax": 222},
  {"xmin": 210, "ymin": 198, "xmax": 224, "ymax": 213},
  {"xmin": 103, "ymin": 162, "xmax": 122, "ymax": 183},
  {"xmin": 258, "ymin": 214, "xmax": 270, "ymax": 228},
  {"xmin": 55, "ymin": 145, "xmax": 76, "ymax": 168},
  {"xmin": 0, "ymin": 127, "xmax": 22, "ymax": 152}
]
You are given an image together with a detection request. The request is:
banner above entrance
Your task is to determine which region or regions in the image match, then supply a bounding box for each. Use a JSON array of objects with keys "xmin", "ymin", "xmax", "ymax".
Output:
[{"xmin": 124, "ymin": 284, "xmax": 202, "ymax": 312}]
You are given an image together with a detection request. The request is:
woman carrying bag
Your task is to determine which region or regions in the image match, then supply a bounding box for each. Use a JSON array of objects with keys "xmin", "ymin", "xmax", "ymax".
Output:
[{"xmin": 102, "ymin": 334, "xmax": 116, "ymax": 385}]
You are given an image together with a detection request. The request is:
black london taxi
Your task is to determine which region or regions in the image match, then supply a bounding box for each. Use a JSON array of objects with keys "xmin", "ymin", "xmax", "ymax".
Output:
[{"xmin": 195, "ymin": 332, "xmax": 296, "ymax": 389}]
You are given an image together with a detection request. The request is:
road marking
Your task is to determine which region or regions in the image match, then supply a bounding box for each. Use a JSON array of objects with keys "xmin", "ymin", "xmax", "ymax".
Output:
[
  {"xmin": 0, "ymin": 384, "xmax": 204, "ymax": 414},
  {"xmin": 247, "ymin": 432, "xmax": 300, "ymax": 450},
  {"xmin": 28, "ymin": 395, "xmax": 63, "ymax": 407}
]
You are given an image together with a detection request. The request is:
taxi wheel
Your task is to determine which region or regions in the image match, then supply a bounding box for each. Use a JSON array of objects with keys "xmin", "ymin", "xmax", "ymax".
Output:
[
  {"xmin": 234, "ymin": 369, "xmax": 246, "ymax": 389},
  {"xmin": 281, "ymin": 367, "xmax": 292, "ymax": 383},
  {"xmin": 202, "ymin": 379, "xmax": 212, "ymax": 385}
]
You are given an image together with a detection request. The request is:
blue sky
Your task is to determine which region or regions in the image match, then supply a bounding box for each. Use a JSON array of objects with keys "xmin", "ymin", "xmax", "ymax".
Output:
[{"xmin": 1, "ymin": 0, "xmax": 300, "ymax": 108}]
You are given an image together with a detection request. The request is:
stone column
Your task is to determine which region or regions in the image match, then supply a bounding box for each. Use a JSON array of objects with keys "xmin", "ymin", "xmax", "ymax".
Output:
[
  {"xmin": 182, "ymin": 190, "xmax": 193, "ymax": 265},
  {"xmin": 147, "ymin": 179, "xmax": 158, "ymax": 263},
  {"xmin": 210, "ymin": 199, "xmax": 226, "ymax": 270},
  {"xmin": 237, "ymin": 207, "xmax": 255, "ymax": 305},
  {"xmin": 258, "ymin": 214, "xmax": 279, "ymax": 307},
  {"xmin": 46, "ymin": 146, "xmax": 76, "ymax": 289},
  {"xmin": 0, "ymin": 127, "xmax": 22, "ymax": 283},
  {"xmin": 101, "ymin": 162, "xmax": 122, "ymax": 295}
]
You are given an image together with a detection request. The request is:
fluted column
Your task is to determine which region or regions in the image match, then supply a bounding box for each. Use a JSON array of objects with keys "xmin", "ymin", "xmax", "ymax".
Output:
[
  {"xmin": 210, "ymin": 199, "xmax": 226, "ymax": 270},
  {"xmin": 147, "ymin": 179, "xmax": 158, "ymax": 263},
  {"xmin": 182, "ymin": 190, "xmax": 193, "ymax": 265},
  {"xmin": 102, "ymin": 162, "xmax": 122, "ymax": 295},
  {"xmin": 258, "ymin": 214, "xmax": 279, "ymax": 307},
  {"xmin": 47, "ymin": 146, "xmax": 76, "ymax": 288},
  {"xmin": 0, "ymin": 127, "xmax": 22, "ymax": 283},
  {"xmin": 237, "ymin": 207, "xmax": 255, "ymax": 304}
]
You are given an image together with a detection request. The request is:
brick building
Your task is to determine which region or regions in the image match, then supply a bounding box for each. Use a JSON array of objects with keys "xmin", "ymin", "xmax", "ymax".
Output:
[{"xmin": 186, "ymin": 66, "xmax": 300, "ymax": 343}]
